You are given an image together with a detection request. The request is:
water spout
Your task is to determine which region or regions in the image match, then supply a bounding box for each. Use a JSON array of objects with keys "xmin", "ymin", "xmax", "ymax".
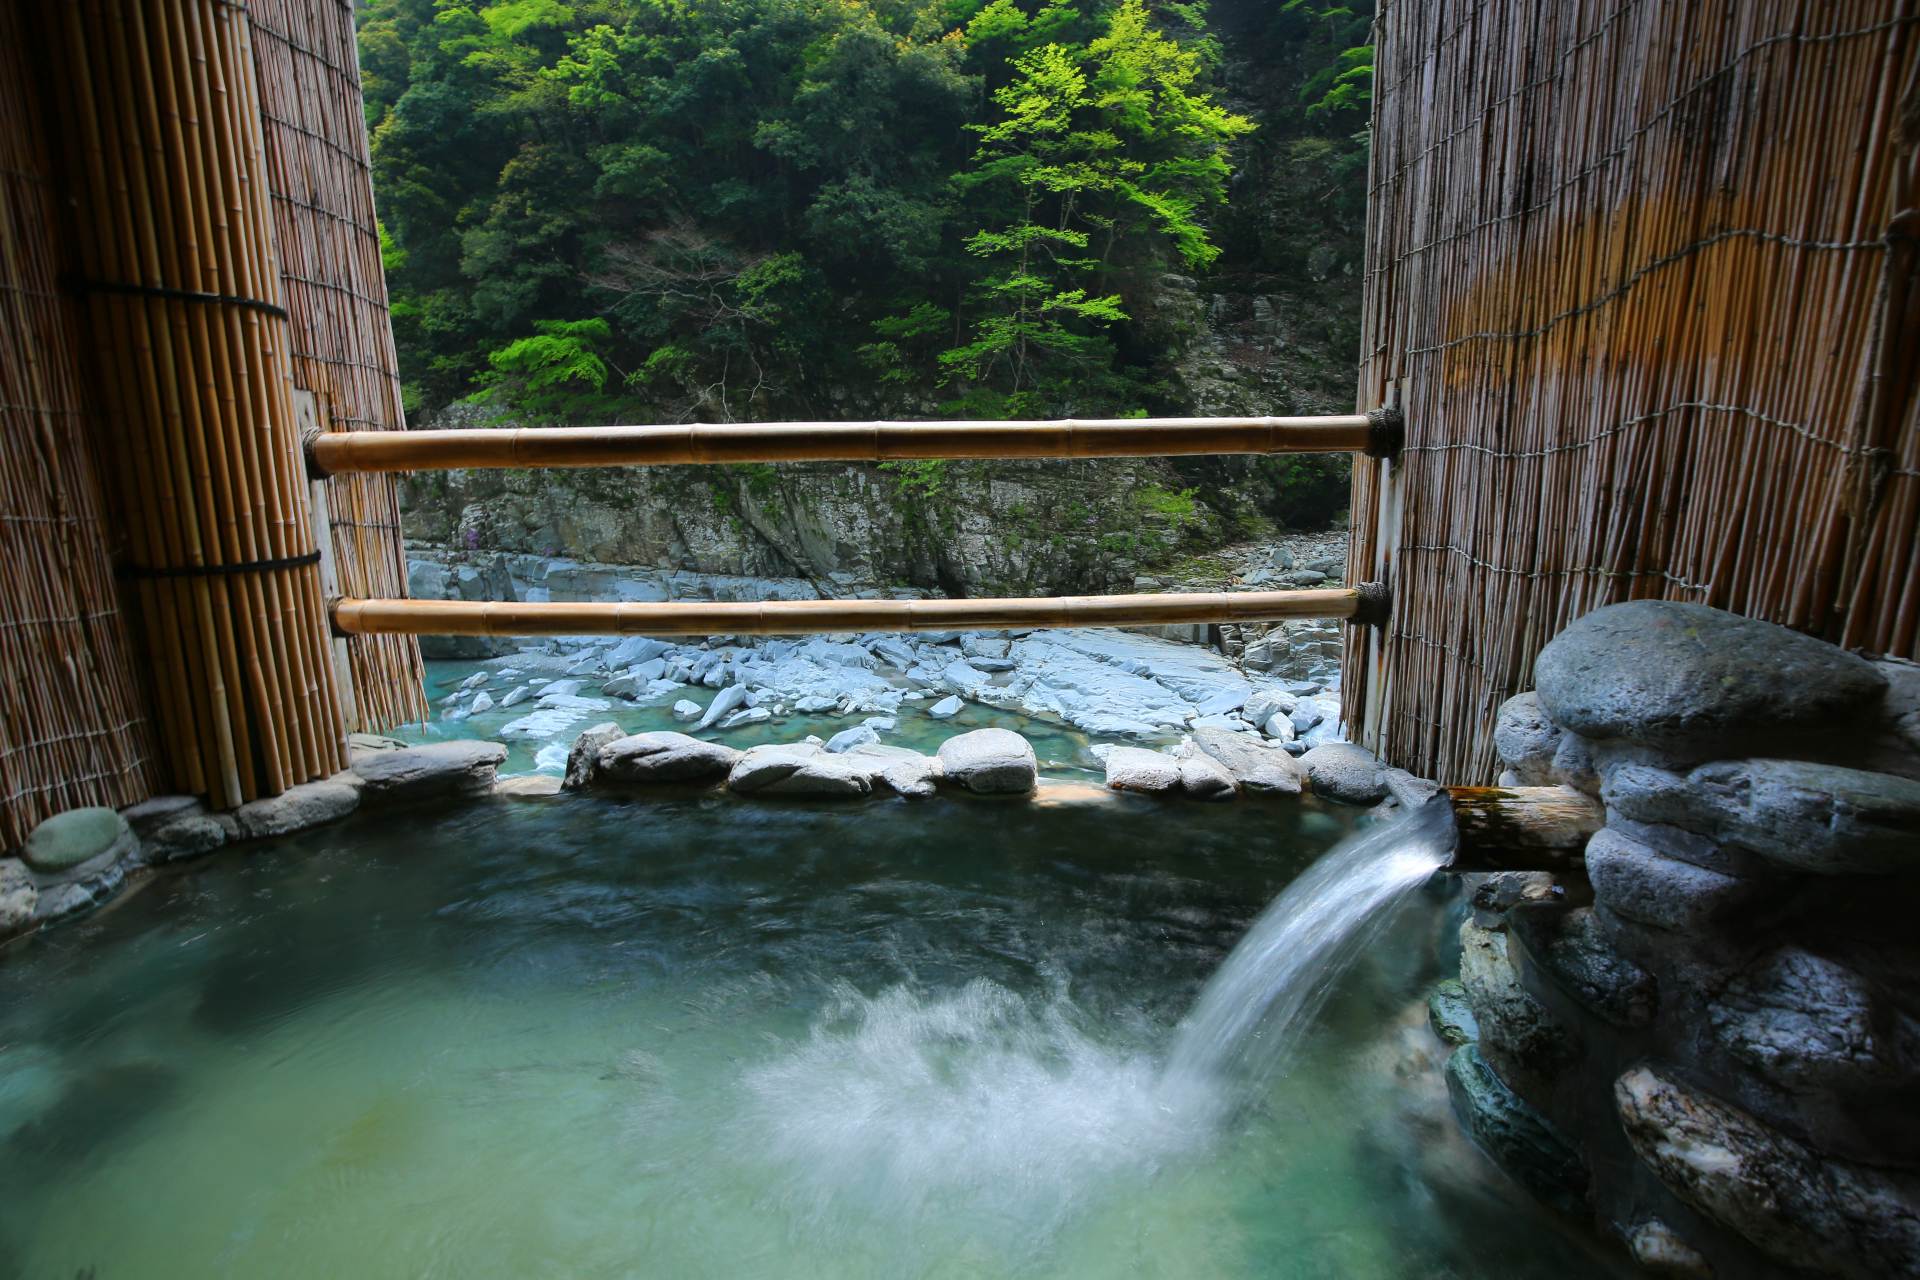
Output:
[{"xmin": 1164, "ymin": 802, "xmax": 1454, "ymax": 1088}]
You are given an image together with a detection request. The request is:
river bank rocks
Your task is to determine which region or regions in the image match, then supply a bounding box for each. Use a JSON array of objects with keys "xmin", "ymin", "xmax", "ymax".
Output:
[
  {"xmin": 1432, "ymin": 600, "xmax": 1920, "ymax": 1279},
  {"xmin": 0, "ymin": 738, "xmax": 514, "ymax": 945}
]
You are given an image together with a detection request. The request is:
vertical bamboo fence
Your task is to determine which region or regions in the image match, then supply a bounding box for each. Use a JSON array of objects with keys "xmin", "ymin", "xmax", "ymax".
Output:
[
  {"xmin": 42, "ymin": 0, "xmax": 349, "ymax": 810},
  {"xmin": 0, "ymin": 2, "xmax": 161, "ymax": 849},
  {"xmin": 1345, "ymin": 0, "xmax": 1920, "ymax": 784},
  {"xmin": 249, "ymin": 0, "xmax": 427, "ymax": 732}
]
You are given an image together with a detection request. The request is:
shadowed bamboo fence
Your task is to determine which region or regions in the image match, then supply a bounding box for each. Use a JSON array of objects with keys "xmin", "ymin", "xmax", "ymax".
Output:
[
  {"xmin": 249, "ymin": 0, "xmax": 426, "ymax": 732},
  {"xmin": 0, "ymin": 3, "xmax": 160, "ymax": 849},
  {"xmin": 1343, "ymin": 0, "xmax": 1920, "ymax": 784},
  {"xmin": 41, "ymin": 0, "xmax": 349, "ymax": 810}
]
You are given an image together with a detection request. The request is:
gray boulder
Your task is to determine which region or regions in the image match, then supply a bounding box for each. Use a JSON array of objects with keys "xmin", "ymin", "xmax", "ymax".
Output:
[
  {"xmin": 1191, "ymin": 728, "xmax": 1304, "ymax": 794},
  {"xmin": 1104, "ymin": 747, "xmax": 1182, "ymax": 795},
  {"xmin": 846, "ymin": 743, "xmax": 939, "ymax": 798},
  {"xmin": 1177, "ymin": 750, "xmax": 1238, "ymax": 800},
  {"xmin": 936, "ymin": 728, "xmax": 1037, "ymax": 795},
  {"xmin": 122, "ymin": 795, "xmax": 231, "ymax": 864},
  {"xmin": 596, "ymin": 732, "xmax": 741, "ymax": 786},
  {"xmin": 1615, "ymin": 1065, "xmax": 1920, "ymax": 1278},
  {"xmin": 1583, "ymin": 828, "xmax": 1752, "ymax": 931},
  {"xmin": 671, "ymin": 699, "xmax": 702, "ymax": 722},
  {"xmin": 354, "ymin": 740, "xmax": 508, "ymax": 801},
  {"xmin": 1709, "ymin": 949, "xmax": 1909, "ymax": 1092},
  {"xmin": 1515, "ymin": 907, "xmax": 1656, "ymax": 1028},
  {"xmin": 727, "ymin": 743, "xmax": 870, "ymax": 797},
  {"xmin": 563, "ymin": 722, "xmax": 628, "ymax": 791},
  {"xmin": 1606, "ymin": 758, "xmax": 1920, "ymax": 876},
  {"xmin": 928, "ymin": 694, "xmax": 964, "ymax": 720},
  {"xmin": 232, "ymin": 777, "xmax": 361, "ymax": 840},
  {"xmin": 1533, "ymin": 601, "xmax": 1886, "ymax": 757},
  {"xmin": 1299, "ymin": 742, "xmax": 1388, "ymax": 804}
]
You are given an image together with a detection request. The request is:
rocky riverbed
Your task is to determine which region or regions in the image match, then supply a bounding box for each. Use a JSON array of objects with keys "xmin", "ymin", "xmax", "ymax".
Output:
[{"xmin": 399, "ymin": 532, "xmax": 1355, "ymax": 779}]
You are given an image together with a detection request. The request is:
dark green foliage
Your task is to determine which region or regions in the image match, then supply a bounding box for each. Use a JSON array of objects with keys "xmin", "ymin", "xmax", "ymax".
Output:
[{"xmin": 362, "ymin": 0, "xmax": 1370, "ymax": 529}]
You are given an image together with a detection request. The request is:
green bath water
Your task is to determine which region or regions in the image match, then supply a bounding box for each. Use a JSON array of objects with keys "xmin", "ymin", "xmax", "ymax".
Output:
[{"xmin": 0, "ymin": 793, "xmax": 1620, "ymax": 1279}]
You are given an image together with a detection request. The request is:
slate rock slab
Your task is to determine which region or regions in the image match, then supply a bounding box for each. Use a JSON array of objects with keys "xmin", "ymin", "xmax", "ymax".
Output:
[
  {"xmin": 1192, "ymin": 728, "xmax": 1303, "ymax": 794},
  {"xmin": 1615, "ymin": 1065, "xmax": 1920, "ymax": 1279},
  {"xmin": 355, "ymin": 740, "xmax": 508, "ymax": 800},
  {"xmin": 597, "ymin": 732, "xmax": 740, "ymax": 785},
  {"xmin": 1446, "ymin": 1044, "xmax": 1588, "ymax": 1216},
  {"xmin": 1533, "ymin": 601, "xmax": 1886, "ymax": 757}
]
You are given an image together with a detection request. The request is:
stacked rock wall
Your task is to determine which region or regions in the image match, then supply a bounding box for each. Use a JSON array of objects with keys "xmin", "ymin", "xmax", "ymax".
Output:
[{"xmin": 1437, "ymin": 601, "xmax": 1920, "ymax": 1277}]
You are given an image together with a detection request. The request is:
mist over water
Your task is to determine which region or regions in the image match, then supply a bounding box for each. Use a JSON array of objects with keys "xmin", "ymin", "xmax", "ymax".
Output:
[{"xmin": 0, "ymin": 794, "xmax": 1608, "ymax": 1279}]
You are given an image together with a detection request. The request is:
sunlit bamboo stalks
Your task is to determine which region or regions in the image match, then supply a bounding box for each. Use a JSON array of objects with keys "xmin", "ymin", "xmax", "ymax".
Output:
[
  {"xmin": 1344, "ymin": 0, "xmax": 1920, "ymax": 784},
  {"xmin": 51, "ymin": 0, "xmax": 347, "ymax": 808}
]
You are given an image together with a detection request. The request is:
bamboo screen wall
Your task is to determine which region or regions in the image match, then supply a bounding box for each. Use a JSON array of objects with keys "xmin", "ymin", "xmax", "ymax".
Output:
[
  {"xmin": 1343, "ymin": 0, "xmax": 1920, "ymax": 784},
  {"xmin": 0, "ymin": 0, "xmax": 425, "ymax": 844},
  {"xmin": 251, "ymin": 0, "xmax": 427, "ymax": 732},
  {"xmin": 0, "ymin": 4, "xmax": 161, "ymax": 848}
]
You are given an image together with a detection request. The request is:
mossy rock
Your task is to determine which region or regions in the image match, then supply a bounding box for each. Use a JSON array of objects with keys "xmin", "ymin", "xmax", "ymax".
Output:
[
  {"xmin": 23, "ymin": 807, "xmax": 130, "ymax": 875},
  {"xmin": 1427, "ymin": 978, "xmax": 1479, "ymax": 1047}
]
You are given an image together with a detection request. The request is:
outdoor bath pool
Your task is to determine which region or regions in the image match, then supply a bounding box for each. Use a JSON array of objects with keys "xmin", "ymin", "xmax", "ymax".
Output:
[{"xmin": 0, "ymin": 791, "xmax": 1621, "ymax": 1278}]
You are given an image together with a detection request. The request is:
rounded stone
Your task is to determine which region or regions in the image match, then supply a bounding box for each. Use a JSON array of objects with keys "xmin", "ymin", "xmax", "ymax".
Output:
[
  {"xmin": 1533, "ymin": 601, "xmax": 1886, "ymax": 756},
  {"xmin": 22, "ymin": 807, "xmax": 131, "ymax": 875},
  {"xmin": 1299, "ymin": 742, "xmax": 1388, "ymax": 804},
  {"xmin": 936, "ymin": 728, "xmax": 1037, "ymax": 795}
]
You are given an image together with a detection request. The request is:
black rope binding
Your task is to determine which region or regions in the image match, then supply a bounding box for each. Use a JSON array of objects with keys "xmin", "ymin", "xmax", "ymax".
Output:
[
  {"xmin": 1347, "ymin": 580, "xmax": 1392, "ymax": 628},
  {"xmin": 1364, "ymin": 406, "xmax": 1405, "ymax": 461},
  {"xmin": 117, "ymin": 550, "xmax": 321, "ymax": 582},
  {"xmin": 63, "ymin": 275, "xmax": 290, "ymax": 322}
]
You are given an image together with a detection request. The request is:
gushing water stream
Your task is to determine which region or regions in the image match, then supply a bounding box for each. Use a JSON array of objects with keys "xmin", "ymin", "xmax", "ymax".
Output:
[{"xmin": 1164, "ymin": 802, "xmax": 1453, "ymax": 1088}]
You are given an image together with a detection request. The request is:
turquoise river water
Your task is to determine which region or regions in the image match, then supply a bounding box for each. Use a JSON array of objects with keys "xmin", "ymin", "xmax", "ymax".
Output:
[{"xmin": 0, "ymin": 791, "xmax": 1623, "ymax": 1279}]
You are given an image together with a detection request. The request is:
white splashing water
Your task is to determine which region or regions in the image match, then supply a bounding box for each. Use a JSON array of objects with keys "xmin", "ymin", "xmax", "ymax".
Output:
[
  {"xmin": 735, "ymin": 977, "xmax": 1218, "ymax": 1250},
  {"xmin": 1163, "ymin": 802, "xmax": 1452, "ymax": 1087},
  {"xmin": 729, "ymin": 805, "xmax": 1452, "ymax": 1258}
]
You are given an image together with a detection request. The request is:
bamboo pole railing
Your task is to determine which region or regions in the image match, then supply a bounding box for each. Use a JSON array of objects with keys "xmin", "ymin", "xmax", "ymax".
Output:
[
  {"xmin": 330, "ymin": 587, "xmax": 1379, "ymax": 638},
  {"xmin": 47, "ymin": 0, "xmax": 347, "ymax": 809},
  {"xmin": 307, "ymin": 413, "xmax": 1397, "ymax": 475}
]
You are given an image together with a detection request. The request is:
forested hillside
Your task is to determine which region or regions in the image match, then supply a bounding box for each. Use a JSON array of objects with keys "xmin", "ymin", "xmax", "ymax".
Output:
[{"xmin": 362, "ymin": 0, "xmax": 1374, "ymax": 569}]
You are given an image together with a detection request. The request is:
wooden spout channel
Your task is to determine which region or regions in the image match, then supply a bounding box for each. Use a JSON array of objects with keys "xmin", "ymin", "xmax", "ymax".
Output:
[{"xmin": 1441, "ymin": 786, "xmax": 1606, "ymax": 873}]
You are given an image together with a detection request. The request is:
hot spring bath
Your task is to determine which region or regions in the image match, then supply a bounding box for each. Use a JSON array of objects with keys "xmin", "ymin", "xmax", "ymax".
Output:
[{"xmin": 0, "ymin": 792, "xmax": 1619, "ymax": 1278}]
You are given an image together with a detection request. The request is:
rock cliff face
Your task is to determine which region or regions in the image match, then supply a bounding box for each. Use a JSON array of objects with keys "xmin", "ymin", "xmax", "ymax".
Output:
[
  {"xmin": 400, "ymin": 401, "xmax": 1280, "ymax": 598},
  {"xmin": 1440, "ymin": 601, "xmax": 1920, "ymax": 1279}
]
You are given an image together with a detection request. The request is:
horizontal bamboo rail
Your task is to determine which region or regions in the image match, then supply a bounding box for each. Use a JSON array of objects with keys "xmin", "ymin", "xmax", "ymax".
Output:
[
  {"xmin": 307, "ymin": 412, "xmax": 1398, "ymax": 475},
  {"xmin": 330, "ymin": 586, "xmax": 1379, "ymax": 638}
]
